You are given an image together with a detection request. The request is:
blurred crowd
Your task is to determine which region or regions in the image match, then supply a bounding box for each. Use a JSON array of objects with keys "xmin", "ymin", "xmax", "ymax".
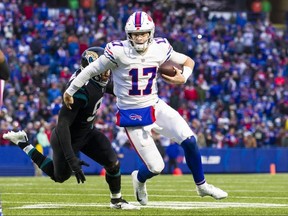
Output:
[{"xmin": 0, "ymin": 0, "xmax": 288, "ymax": 152}]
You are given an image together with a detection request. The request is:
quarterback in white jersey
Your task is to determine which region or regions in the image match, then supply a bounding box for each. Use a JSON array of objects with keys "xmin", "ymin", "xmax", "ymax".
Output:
[
  {"xmin": 104, "ymin": 37, "xmax": 186, "ymax": 109},
  {"xmin": 64, "ymin": 11, "xmax": 227, "ymax": 205},
  {"xmin": 65, "ymin": 37, "xmax": 190, "ymax": 109}
]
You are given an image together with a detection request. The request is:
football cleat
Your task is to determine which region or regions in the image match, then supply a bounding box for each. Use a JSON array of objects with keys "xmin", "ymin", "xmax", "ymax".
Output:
[
  {"xmin": 110, "ymin": 197, "xmax": 140, "ymax": 210},
  {"xmin": 196, "ymin": 183, "xmax": 228, "ymax": 200},
  {"xmin": 131, "ymin": 170, "xmax": 148, "ymax": 205},
  {"xmin": 3, "ymin": 130, "xmax": 28, "ymax": 145}
]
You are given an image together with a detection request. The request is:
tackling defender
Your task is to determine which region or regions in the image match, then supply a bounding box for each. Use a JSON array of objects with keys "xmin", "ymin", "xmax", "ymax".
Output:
[
  {"xmin": 3, "ymin": 47, "xmax": 139, "ymax": 210},
  {"xmin": 63, "ymin": 11, "xmax": 228, "ymax": 205}
]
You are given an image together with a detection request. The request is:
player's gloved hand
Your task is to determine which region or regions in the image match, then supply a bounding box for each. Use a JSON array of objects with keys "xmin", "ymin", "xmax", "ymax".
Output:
[{"xmin": 67, "ymin": 157, "xmax": 90, "ymax": 184}]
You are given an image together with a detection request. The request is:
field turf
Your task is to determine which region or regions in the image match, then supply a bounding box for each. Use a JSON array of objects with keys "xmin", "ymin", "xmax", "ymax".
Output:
[{"xmin": 0, "ymin": 173, "xmax": 288, "ymax": 215}]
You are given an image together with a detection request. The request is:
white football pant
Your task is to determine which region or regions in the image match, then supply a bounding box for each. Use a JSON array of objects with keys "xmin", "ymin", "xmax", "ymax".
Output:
[{"xmin": 125, "ymin": 99, "xmax": 196, "ymax": 174}]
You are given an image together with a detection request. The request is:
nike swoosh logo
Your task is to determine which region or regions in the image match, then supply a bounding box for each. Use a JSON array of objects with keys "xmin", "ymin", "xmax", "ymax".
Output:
[{"xmin": 136, "ymin": 192, "xmax": 142, "ymax": 202}]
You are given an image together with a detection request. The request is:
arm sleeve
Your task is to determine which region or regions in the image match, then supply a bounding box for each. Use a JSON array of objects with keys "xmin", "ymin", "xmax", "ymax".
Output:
[
  {"xmin": 0, "ymin": 60, "xmax": 10, "ymax": 80},
  {"xmin": 169, "ymin": 51, "xmax": 194, "ymax": 82},
  {"xmin": 169, "ymin": 51, "xmax": 188, "ymax": 65},
  {"xmin": 54, "ymin": 98, "xmax": 85, "ymax": 160},
  {"xmin": 66, "ymin": 55, "xmax": 115, "ymax": 96}
]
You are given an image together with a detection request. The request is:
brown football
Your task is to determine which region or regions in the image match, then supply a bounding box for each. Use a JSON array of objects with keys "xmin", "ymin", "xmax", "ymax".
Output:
[{"xmin": 158, "ymin": 61, "xmax": 181, "ymax": 77}]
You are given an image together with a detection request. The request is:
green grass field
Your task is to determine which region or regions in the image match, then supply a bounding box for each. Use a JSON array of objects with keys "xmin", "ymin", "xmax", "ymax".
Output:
[{"xmin": 1, "ymin": 173, "xmax": 288, "ymax": 215}]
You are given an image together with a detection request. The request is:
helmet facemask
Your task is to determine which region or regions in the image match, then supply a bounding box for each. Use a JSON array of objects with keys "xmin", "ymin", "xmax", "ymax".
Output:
[
  {"xmin": 91, "ymin": 70, "xmax": 110, "ymax": 87},
  {"xmin": 127, "ymin": 32, "xmax": 152, "ymax": 52}
]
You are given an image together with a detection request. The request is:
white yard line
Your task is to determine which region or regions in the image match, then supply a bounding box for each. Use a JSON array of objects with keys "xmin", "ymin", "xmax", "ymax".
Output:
[
  {"xmin": 3, "ymin": 192, "xmax": 288, "ymax": 200},
  {"xmin": 8, "ymin": 201, "xmax": 288, "ymax": 210}
]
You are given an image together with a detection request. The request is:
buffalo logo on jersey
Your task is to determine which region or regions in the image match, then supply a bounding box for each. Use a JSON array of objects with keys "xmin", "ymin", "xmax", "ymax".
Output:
[{"xmin": 129, "ymin": 114, "xmax": 142, "ymax": 121}]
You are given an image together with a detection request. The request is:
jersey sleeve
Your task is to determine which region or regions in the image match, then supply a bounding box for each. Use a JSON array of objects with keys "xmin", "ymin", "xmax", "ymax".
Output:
[
  {"xmin": 154, "ymin": 37, "xmax": 174, "ymax": 63},
  {"xmin": 103, "ymin": 40, "xmax": 127, "ymax": 67},
  {"xmin": 73, "ymin": 88, "xmax": 89, "ymax": 107},
  {"xmin": 56, "ymin": 99, "xmax": 85, "ymax": 160},
  {"xmin": 104, "ymin": 42, "xmax": 118, "ymax": 66},
  {"xmin": 66, "ymin": 69, "xmax": 89, "ymax": 106},
  {"xmin": 66, "ymin": 55, "xmax": 112, "ymax": 96},
  {"xmin": 169, "ymin": 51, "xmax": 188, "ymax": 65}
]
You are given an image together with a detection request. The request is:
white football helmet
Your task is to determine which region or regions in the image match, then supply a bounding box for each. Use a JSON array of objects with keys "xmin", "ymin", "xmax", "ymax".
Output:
[{"xmin": 125, "ymin": 11, "xmax": 155, "ymax": 52}]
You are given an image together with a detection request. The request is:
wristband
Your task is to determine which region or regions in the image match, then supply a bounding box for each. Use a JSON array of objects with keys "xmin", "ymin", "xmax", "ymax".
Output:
[{"xmin": 182, "ymin": 66, "xmax": 193, "ymax": 83}]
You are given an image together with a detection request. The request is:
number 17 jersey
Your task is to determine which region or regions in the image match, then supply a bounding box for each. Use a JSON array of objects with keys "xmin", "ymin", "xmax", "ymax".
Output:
[{"xmin": 103, "ymin": 37, "xmax": 173, "ymax": 109}]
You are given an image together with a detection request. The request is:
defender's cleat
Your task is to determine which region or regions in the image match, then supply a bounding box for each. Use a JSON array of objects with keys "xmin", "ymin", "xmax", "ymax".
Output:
[
  {"xmin": 196, "ymin": 183, "xmax": 228, "ymax": 200},
  {"xmin": 110, "ymin": 197, "xmax": 140, "ymax": 210},
  {"xmin": 131, "ymin": 170, "xmax": 148, "ymax": 205},
  {"xmin": 3, "ymin": 130, "xmax": 28, "ymax": 145}
]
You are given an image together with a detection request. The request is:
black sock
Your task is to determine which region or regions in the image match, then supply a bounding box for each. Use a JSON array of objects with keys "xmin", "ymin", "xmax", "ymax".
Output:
[
  {"xmin": 29, "ymin": 149, "xmax": 55, "ymax": 178},
  {"xmin": 106, "ymin": 171, "xmax": 121, "ymax": 194}
]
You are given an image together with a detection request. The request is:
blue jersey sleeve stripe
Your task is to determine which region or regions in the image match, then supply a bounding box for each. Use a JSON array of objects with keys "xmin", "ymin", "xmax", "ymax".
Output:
[
  {"xmin": 104, "ymin": 53, "xmax": 117, "ymax": 65},
  {"xmin": 104, "ymin": 50, "xmax": 115, "ymax": 60},
  {"xmin": 164, "ymin": 54, "xmax": 171, "ymax": 62},
  {"xmin": 167, "ymin": 46, "xmax": 173, "ymax": 56}
]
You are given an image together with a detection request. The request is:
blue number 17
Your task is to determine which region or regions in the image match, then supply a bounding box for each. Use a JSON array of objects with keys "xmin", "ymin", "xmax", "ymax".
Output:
[{"xmin": 129, "ymin": 67, "xmax": 157, "ymax": 95}]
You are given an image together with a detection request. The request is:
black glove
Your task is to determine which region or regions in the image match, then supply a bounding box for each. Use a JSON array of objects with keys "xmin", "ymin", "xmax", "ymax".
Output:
[{"xmin": 67, "ymin": 157, "xmax": 90, "ymax": 184}]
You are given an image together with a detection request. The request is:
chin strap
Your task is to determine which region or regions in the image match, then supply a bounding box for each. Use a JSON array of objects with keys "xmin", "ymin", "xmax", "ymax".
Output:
[{"xmin": 133, "ymin": 41, "xmax": 149, "ymax": 52}]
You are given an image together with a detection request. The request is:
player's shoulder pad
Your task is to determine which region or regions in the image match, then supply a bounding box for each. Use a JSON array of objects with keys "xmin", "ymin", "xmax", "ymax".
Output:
[
  {"xmin": 154, "ymin": 37, "xmax": 172, "ymax": 50},
  {"xmin": 153, "ymin": 37, "xmax": 173, "ymax": 62},
  {"xmin": 104, "ymin": 40, "xmax": 125, "ymax": 65}
]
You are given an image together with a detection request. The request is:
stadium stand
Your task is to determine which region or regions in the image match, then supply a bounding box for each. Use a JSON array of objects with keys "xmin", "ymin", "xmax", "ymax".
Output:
[{"xmin": 0, "ymin": 0, "xmax": 287, "ymax": 156}]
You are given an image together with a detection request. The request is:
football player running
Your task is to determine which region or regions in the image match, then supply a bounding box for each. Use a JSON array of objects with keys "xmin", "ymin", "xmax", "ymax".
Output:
[
  {"xmin": 63, "ymin": 11, "xmax": 228, "ymax": 205},
  {"xmin": 3, "ymin": 47, "xmax": 139, "ymax": 210}
]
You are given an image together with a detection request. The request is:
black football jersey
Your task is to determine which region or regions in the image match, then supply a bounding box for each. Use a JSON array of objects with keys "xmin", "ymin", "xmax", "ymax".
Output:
[{"xmin": 60, "ymin": 69, "xmax": 113, "ymax": 140}]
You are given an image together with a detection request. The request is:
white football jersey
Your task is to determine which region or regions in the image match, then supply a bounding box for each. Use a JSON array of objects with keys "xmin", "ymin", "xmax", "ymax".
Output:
[
  {"xmin": 104, "ymin": 38, "xmax": 174, "ymax": 109},
  {"xmin": 66, "ymin": 37, "xmax": 188, "ymax": 109}
]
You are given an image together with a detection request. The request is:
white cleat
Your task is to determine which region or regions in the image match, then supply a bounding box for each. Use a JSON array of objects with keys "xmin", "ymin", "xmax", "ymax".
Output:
[
  {"xmin": 110, "ymin": 197, "xmax": 140, "ymax": 210},
  {"xmin": 131, "ymin": 170, "xmax": 148, "ymax": 205},
  {"xmin": 196, "ymin": 183, "xmax": 228, "ymax": 200},
  {"xmin": 3, "ymin": 130, "xmax": 28, "ymax": 145}
]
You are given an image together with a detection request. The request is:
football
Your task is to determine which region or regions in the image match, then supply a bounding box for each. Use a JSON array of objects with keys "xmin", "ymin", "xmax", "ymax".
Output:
[{"xmin": 158, "ymin": 61, "xmax": 181, "ymax": 77}]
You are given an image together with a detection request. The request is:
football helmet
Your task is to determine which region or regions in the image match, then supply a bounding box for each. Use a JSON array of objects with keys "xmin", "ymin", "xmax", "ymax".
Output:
[
  {"xmin": 81, "ymin": 47, "xmax": 110, "ymax": 86},
  {"xmin": 125, "ymin": 11, "xmax": 155, "ymax": 52}
]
